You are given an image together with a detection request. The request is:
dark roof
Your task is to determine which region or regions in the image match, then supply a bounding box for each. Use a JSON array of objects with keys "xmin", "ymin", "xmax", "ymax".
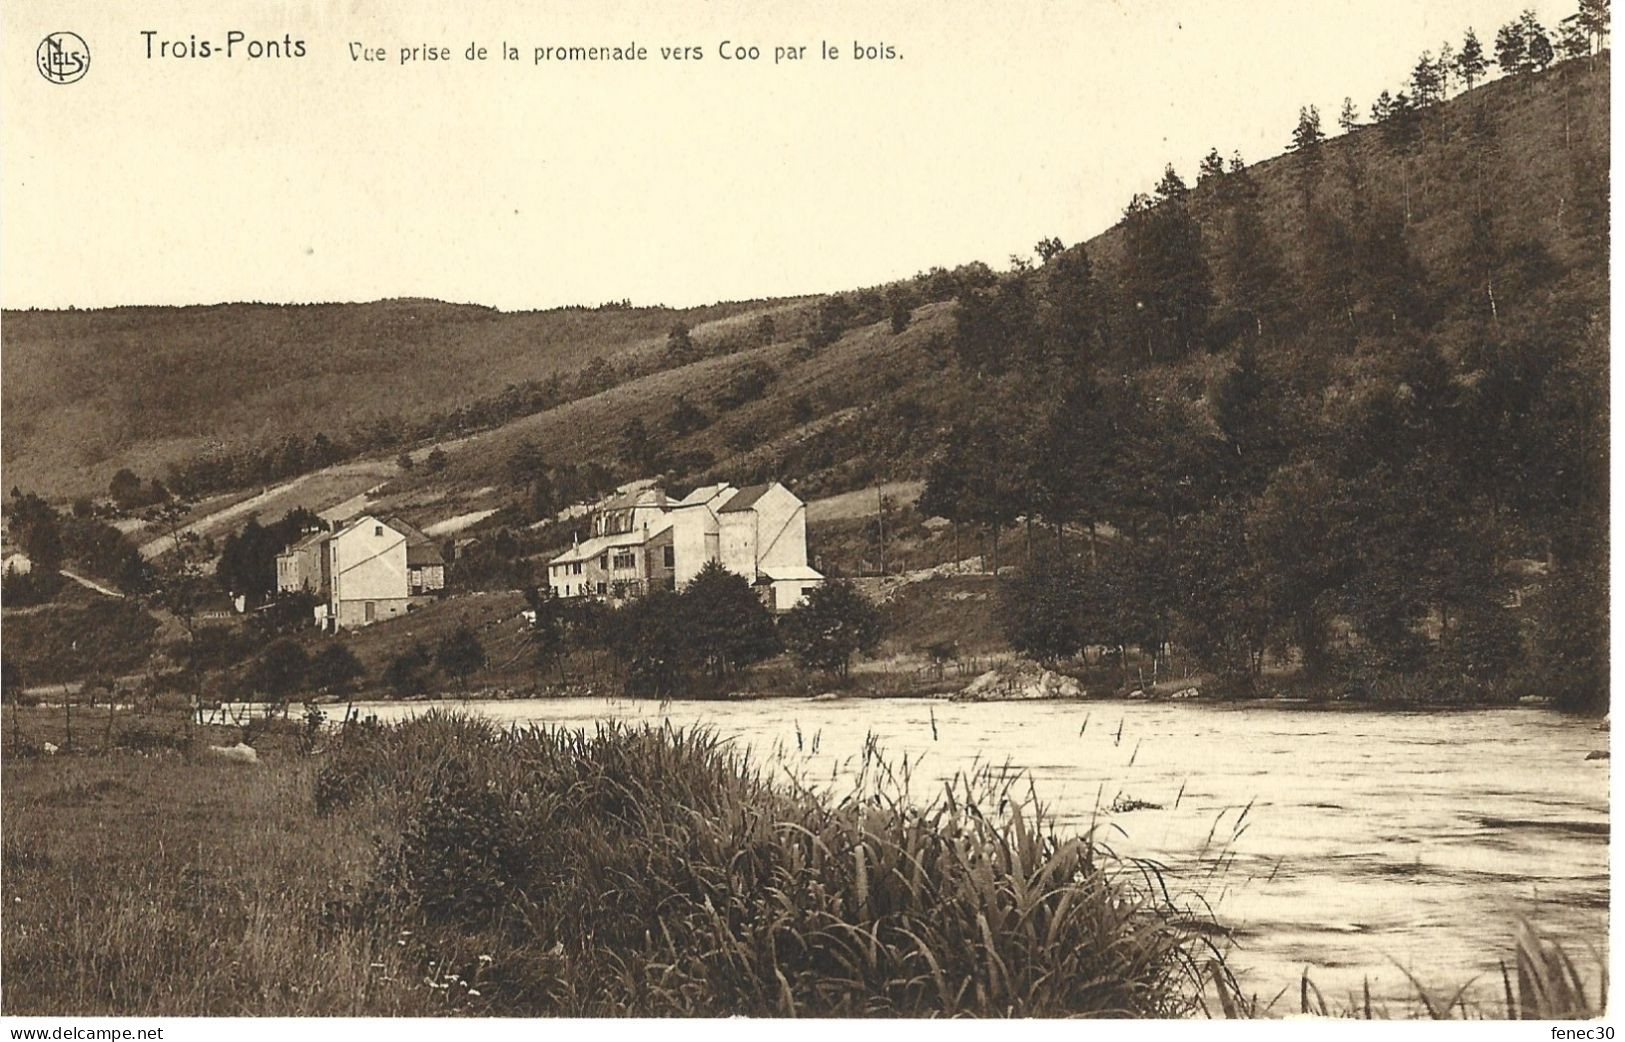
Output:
[
  {"xmin": 384, "ymin": 516, "xmax": 443, "ymax": 566},
  {"xmin": 719, "ymin": 483, "xmax": 776, "ymax": 513},
  {"xmin": 406, "ymin": 542, "xmax": 445, "ymax": 567},
  {"xmin": 286, "ymin": 528, "xmax": 335, "ymax": 552},
  {"xmin": 384, "ymin": 515, "xmax": 432, "ymax": 544}
]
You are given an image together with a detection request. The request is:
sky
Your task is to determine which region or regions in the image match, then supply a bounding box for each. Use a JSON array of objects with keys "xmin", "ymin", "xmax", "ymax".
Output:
[{"xmin": 0, "ymin": 0, "xmax": 1585, "ymax": 312}]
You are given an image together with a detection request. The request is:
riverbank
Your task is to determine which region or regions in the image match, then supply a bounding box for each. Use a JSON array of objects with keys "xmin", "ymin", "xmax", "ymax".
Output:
[
  {"xmin": 2, "ymin": 704, "xmax": 1604, "ymax": 1017},
  {"xmin": 2, "ymin": 707, "xmax": 1213, "ymax": 1016}
]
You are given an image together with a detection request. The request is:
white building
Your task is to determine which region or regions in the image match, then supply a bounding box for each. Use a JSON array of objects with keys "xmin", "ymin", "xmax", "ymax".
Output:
[
  {"xmin": 277, "ymin": 514, "xmax": 411, "ymax": 630},
  {"xmin": 548, "ymin": 480, "xmax": 822, "ymax": 610}
]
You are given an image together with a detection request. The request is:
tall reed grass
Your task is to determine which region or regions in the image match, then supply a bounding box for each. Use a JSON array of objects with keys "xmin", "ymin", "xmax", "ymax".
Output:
[{"xmin": 318, "ymin": 711, "xmax": 1218, "ymax": 1015}]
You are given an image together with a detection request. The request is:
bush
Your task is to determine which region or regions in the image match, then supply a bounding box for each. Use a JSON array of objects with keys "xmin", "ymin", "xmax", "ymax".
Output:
[
  {"xmin": 3, "ymin": 600, "xmax": 160, "ymax": 685},
  {"xmin": 319, "ymin": 713, "xmax": 1209, "ymax": 1016},
  {"xmin": 780, "ymin": 580, "xmax": 881, "ymax": 678},
  {"xmin": 384, "ymin": 643, "xmax": 434, "ymax": 698},
  {"xmin": 712, "ymin": 361, "xmax": 778, "ymax": 411}
]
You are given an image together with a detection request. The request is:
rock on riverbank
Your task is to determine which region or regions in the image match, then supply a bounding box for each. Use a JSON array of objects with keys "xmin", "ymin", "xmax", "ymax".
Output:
[{"xmin": 952, "ymin": 664, "xmax": 1083, "ymax": 701}]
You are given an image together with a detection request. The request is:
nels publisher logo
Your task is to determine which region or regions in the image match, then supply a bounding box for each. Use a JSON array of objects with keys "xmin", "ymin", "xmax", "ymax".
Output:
[{"xmin": 37, "ymin": 31, "xmax": 90, "ymax": 84}]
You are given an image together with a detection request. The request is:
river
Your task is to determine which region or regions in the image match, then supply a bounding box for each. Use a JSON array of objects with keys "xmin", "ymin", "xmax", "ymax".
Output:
[{"xmin": 351, "ymin": 695, "xmax": 1609, "ymax": 1011}]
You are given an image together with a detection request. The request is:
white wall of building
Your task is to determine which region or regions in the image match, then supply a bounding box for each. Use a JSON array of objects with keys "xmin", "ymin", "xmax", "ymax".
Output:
[{"xmin": 328, "ymin": 516, "xmax": 408, "ymax": 628}]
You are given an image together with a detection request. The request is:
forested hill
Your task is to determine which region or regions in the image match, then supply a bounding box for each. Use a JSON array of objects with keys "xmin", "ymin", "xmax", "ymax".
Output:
[{"xmin": 905, "ymin": 48, "xmax": 1609, "ymax": 710}]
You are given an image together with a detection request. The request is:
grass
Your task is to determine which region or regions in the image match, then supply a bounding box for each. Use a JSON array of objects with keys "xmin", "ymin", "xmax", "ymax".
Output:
[
  {"xmin": 2, "ymin": 707, "xmax": 1216, "ymax": 1017},
  {"xmin": 2, "ymin": 298, "xmax": 797, "ymax": 499},
  {"xmin": 1, "ymin": 706, "xmax": 1607, "ymax": 1018}
]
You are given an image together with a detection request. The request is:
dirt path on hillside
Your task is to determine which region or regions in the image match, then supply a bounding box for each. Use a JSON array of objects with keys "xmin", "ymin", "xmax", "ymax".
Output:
[{"xmin": 58, "ymin": 568, "xmax": 124, "ymax": 598}]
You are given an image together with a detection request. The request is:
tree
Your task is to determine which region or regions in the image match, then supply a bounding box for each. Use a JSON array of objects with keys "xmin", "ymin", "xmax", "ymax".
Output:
[
  {"xmin": 886, "ymin": 284, "xmax": 916, "ymax": 334},
  {"xmin": 1522, "ymin": 10, "xmax": 1555, "ymax": 70},
  {"xmin": 1033, "ymin": 236, "xmax": 1066, "ymax": 263},
  {"xmin": 999, "ymin": 564, "xmax": 1085, "ymax": 665},
  {"xmin": 523, "ymin": 586, "xmax": 570, "ymax": 683},
  {"xmin": 1436, "ymin": 42, "xmax": 1457, "ymax": 96},
  {"xmin": 1337, "ymin": 97, "xmax": 1361, "ymax": 133},
  {"xmin": 606, "ymin": 589, "xmax": 694, "ymax": 695},
  {"xmin": 243, "ymin": 638, "xmax": 309, "ymax": 700},
  {"xmin": 667, "ymin": 395, "xmax": 710, "ymax": 436},
  {"xmin": 1457, "ymin": 28, "xmax": 1488, "ymax": 88},
  {"xmin": 1197, "ymin": 148, "xmax": 1226, "ymax": 185},
  {"xmin": 1291, "ymin": 105, "xmax": 1325, "ymax": 151},
  {"xmin": 397, "ymin": 451, "xmax": 415, "ymax": 471},
  {"xmin": 1495, "ymin": 19, "xmax": 1528, "ymax": 73},
  {"xmin": 435, "ymin": 623, "xmax": 486, "ymax": 691},
  {"xmin": 1211, "ymin": 342, "xmax": 1288, "ymax": 495},
  {"xmin": 665, "ymin": 321, "xmax": 697, "ymax": 366},
  {"xmin": 780, "ymin": 580, "xmax": 881, "ymax": 679},
  {"xmin": 713, "ymin": 360, "xmax": 777, "ymax": 410},
  {"xmin": 617, "ymin": 417, "xmax": 660, "ymax": 474},
  {"xmin": 1217, "ymin": 163, "xmax": 1290, "ymax": 339},
  {"xmin": 1370, "ymin": 89, "xmax": 1395, "ymax": 123},
  {"xmin": 682, "ymin": 561, "xmax": 779, "ymax": 679},
  {"xmin": 384, "ymin": 642, "xmax": 433, "ymax": 697},
  {"xmin": 806, "ymin": 294, "xmax": 855, "ymax": 350},
  {"xmin": 1038, "ymin": 242, "xmax": 1098, "ymax": 366},
  {"xmin": 424, "ymin": 446, "xmax": 448, "ymax": 472},
  {"xmin": 1411, "ymin": 52, "xmax": 1443, "ymax": 105},
  {"xmin": 216, "ymin": 516, "xmax": 280, "ymax": 604},
  {"xmin": 109, "ymin": 469, "xmax": 145, "ymax": 509},
  {"xmin": 309, "ymin": 642, "xmax": 364, "ymax": 693},
  {"xmin": 1558, "ymin": 14, "xmax": 1593, "ymax": 58},
  {"xmin": 1577, "ymin": 0, "xmax": 1610, "ymax": 54},
  {"xmin": 1117, "ymin": 173, "xmax": 1212, "ymax": 362}
]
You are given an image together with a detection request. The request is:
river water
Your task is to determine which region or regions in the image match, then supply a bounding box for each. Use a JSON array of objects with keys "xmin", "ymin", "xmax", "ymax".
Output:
[{"xmin": 353, "ymin": 696, "xmax": 1609, "ymax": 1010}]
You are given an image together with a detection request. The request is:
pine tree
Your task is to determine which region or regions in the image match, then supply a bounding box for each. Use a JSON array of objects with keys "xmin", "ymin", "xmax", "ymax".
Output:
[
  {"xmin": 1436, "ymin": 42, "xmax": 1457, "ymax": 96},
  {"xmin": 1457, "ymin": 28, "xmax": 1488, "ymax": 88},
  {"xmin": 1154, "ymin": 163, "xmax": 1189, "ymax": 202},
  {"xmin": 1411, "ymin": 51, "xmax": 1443, "ymax": 105},
  {"xmin": 1338, "ymin": 96, "xmax": 1361, "ymax": 133},
  {"xmin": 1578, "ymin": 0, "xmax": 1610, "ymax": 53},
  {"xmin": 1038, "ymin": 242, "xmax": 1097, "ymax": 367},
  {"xmin": 1559, "ymin": 14, "xmax": 1592, "ymax": 58},
  {"xmin": 1495, "ymin": 19, "xmax": 1528, "ymax": 73},
  {"xmin": 1291, "ymin": 105, "xmax": 1325, "ymax": 151},
  {"xmin": 1522, "ymin": 10, "xmax": 1555, "ymax": 69},
  {"xmin": 1219, "ymin": 164, "xmax": 1289, "ymax": 339},
  {"xmin": 1197, "ymin": 147, "xmax": 1226, "ymax": 185},
  {"xmin": 1370, "ymin": 89, "xmax": 1395, "ymax": 122},
  {"xmin": 1119, "ymin": 171, "xmax": 1212, "ymax": 362}
]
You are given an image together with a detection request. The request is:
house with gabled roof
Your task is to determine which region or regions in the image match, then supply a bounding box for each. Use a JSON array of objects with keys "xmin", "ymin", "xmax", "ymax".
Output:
[
  {"xmin": 384, "ymin": 515, "xmax": 447, "ymax": 597},
  {"xmin": 547, "ymin": 479, "xmax": 821, "ymax": 611},
  {"xmin": 275, "ymin": 514, "xmax": 442, "ymax": 630}
]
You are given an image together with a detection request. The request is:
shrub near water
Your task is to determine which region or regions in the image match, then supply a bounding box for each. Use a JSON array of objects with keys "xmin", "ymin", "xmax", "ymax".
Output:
[{"xmin": 320, "ymin": 712, "xmax": 1210, "ymax": 1016}]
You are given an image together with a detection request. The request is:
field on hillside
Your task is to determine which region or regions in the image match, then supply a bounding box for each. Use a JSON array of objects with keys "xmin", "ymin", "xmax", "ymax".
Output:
[
  {"xmin": 1, "ymin": 298, "xmax": 803, "ymax": 498},
  {"xmin": 367, "ymin": 303, "xmax": 957, "ymax": 521}
]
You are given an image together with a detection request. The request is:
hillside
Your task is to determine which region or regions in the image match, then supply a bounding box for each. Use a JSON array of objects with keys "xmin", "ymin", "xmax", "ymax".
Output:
[
  {"xmin": 3, "ymin": 57, "xmax": 1606, "ymax": 514},
  {"xmin": 1, "ymin": 49, "xmax": 1610, "ymax": 714},
  {"xmin": 0, "ymin": 296, "xmax": 808, "ymax": 497}
]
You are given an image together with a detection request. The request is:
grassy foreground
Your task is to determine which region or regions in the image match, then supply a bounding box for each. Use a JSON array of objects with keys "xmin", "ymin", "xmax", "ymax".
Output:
[
  {"xmin": 3, "ymin": 707, "xmax": 1215, "ymax": 1016},
  {"xmin": 1, "ymin": 706, "xmax": 1604, "ymax": 1018}
]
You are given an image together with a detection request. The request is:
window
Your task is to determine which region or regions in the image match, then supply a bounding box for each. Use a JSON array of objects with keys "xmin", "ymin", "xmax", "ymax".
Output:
[
  {"xmin": 663, "ymin": 546, "xmax": 675, "ymax": 568},
  {"xmin": 600, "ymin": 553, "xmax": 609, "ymax": 569},
  {"xmin": 613, "ymin": 550, "xmax": 637, "ymax": 570},
  {"xmin": 596, "ymin": 581, "xmax": 606, "ymax": 595},
  {"xmin": 374, "ymin": 525, "xmax": 383, "ymax": 537}
]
